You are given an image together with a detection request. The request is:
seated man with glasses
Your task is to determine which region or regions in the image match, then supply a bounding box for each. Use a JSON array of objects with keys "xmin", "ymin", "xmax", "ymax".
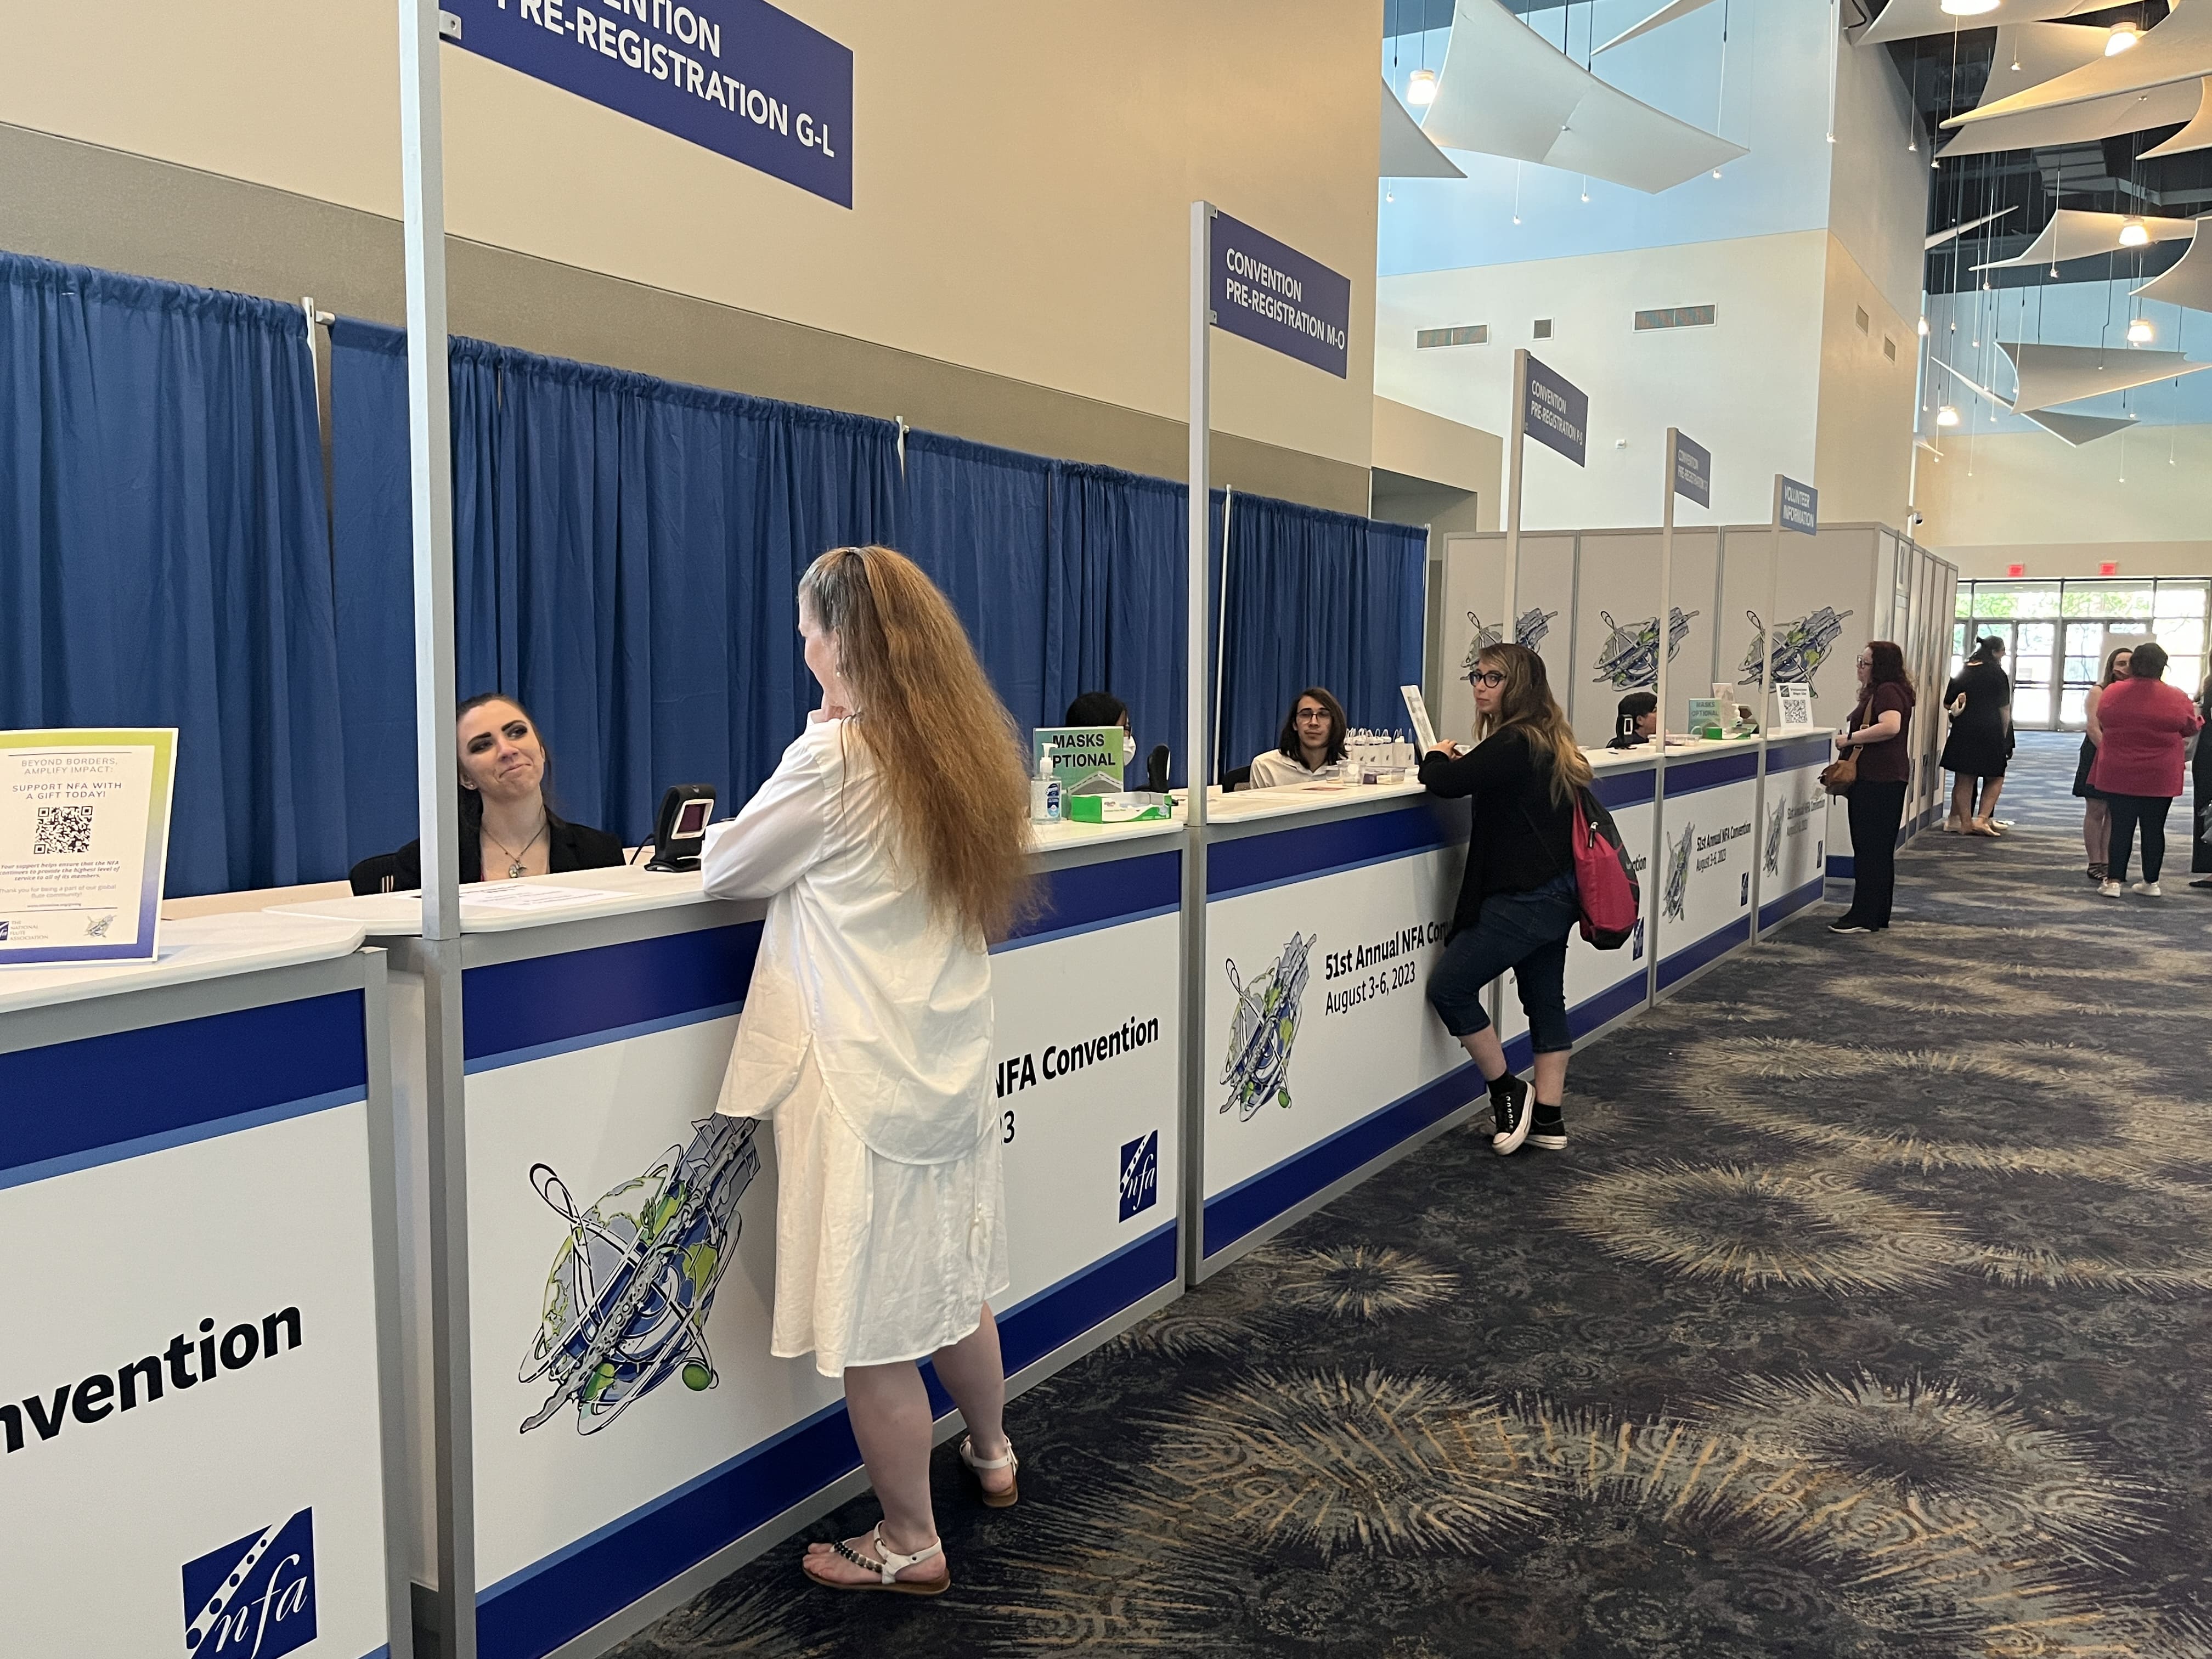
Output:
[{"xmin": 1249, "ymin": 686, "xmax": 1348, "ymax": 788}]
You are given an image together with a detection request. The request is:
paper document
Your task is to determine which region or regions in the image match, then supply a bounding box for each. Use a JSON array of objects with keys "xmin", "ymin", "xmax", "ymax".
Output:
[
  {"xmin": 461, "ymin": 882, "xmax": 629, "ymax": 912},
  {"xmin": 0, "ymin": 728, "xmax": 176, "ymax": 964},
  {"xmin": 1400, "ymin": 685, "xmax": 1438, "ymax": 755}
]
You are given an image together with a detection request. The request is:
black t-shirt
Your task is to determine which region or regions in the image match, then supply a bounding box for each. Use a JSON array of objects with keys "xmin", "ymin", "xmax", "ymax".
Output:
[
  {"xmin": 384, "ymin": 817, "xmax": 627, "ymax": 889},
  {"xmin": 1418, "ymin": 727, "xmax": 1576, "ymax": 937}
]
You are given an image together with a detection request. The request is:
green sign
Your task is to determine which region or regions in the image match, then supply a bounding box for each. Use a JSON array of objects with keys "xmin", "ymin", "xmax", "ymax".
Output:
[{"xmin": 1032, "ymin": 726, "xmax": 1128, "ymax": 795}]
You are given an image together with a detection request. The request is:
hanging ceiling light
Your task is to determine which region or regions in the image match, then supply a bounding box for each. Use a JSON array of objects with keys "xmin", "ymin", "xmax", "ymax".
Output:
[
  {"xmin": 1406, "ymin": 67, "xmax": 1438, "ymax": 105},
  {"xmin": 2118, "ymin": 215, "xmax": 2151, "ymax": 247},
  {"xmin": 1940, "ymin": 0, "xmax": 2000, "ymax": 14},
  {"xmin": 1937, "ymin": 404, "xmax": 1962, "ymax": 427},
  {"xmin": 1918, "ymin": 315, "xmax": 1931, "ymax": 336},
  {"xmin": 2105, "ymin": 20, "xmax": 2141, "ymax": 55},
  {"xmin": 2128, "ymin": 315, "xmax": 2155, "ymax": 343}
]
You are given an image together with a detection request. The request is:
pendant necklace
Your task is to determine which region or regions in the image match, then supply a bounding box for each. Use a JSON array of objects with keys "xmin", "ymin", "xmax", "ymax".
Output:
[{"xmin": 484, "ymin": 812, "xmax": 549, "ymax": 879}]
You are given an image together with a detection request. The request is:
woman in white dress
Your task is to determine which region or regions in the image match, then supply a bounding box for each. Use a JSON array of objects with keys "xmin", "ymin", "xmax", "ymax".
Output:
[
  {"xmin": 1247, "ymin": 685, "xmax": 1347, "ymax": 787},
  {"xmin": 701, "ymin": 545, "xmax": 1034, "ymax": 1595}
]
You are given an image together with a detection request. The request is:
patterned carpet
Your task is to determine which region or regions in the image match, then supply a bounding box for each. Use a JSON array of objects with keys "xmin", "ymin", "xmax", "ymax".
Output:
[{"xmin": 614, "ymin": 731, "xmax": 2212, "ymax": 1658}]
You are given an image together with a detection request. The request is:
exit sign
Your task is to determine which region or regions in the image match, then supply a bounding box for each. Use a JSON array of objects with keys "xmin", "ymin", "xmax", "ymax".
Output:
[
  {"xmin": 2098, "ymin": 560, "xmax": 2120, "ymax": 576},
  {"xmin": 2006, "ymin": 563, "xmax": 2026, "ymax": 577}
]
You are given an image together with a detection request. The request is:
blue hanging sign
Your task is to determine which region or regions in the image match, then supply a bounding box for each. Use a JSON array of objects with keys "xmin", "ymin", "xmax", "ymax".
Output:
[
  {"xmin": 1523, "ymin": 355, "xmax": 1588, "ymax": 466},
  {"xmin": 1779, "ymin": 475, "xmax": 1818, "ymax": 534},
  {"xmin": 1209, "ymin": 211, "xmax": 1351, "ymax": 378},
  {"xmin": 1673, "ymin": 432, "xmax": 1711, "ymax": 508},
  {"xmin": 445, "ymin": 0, "xmax": 853, "ymax": 208}
]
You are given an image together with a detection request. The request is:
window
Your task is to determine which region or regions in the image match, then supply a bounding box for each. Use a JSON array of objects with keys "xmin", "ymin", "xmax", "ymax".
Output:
[
  {"xmin": 1532, "ymin": 318, "xmax": 1554, "ymax": 338},
  {"xmin": 1633, "ymin": 305, "xmax": 1716, "ymax": 331},
  {"xmin": 1415, "ymin": 325, "xmax": 1488, "ymax": 348}
]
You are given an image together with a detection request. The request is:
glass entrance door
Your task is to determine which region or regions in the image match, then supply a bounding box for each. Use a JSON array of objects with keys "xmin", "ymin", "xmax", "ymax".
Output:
[{"xmin": 2011, "ymin": 622, "xmax": 2056, "ymax": 728}]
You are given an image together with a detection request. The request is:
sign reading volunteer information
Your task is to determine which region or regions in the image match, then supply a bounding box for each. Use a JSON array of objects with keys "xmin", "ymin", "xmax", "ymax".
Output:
[
  {"xmin": 1523, "ymin": 356, "xmax": 1588, "ymax": 466},
  {"xmin": 1673, "ymin": 432, "xmax": 1711, "ymax": 508},
  {"xmin": 447, "ymin": 0, "xmax": 853, "ymax": 207},
  {"xmin": 1210, "ymin": 211, "xmax": 1351, "ymax": 378},
  {"xmin": 0, "ymin": 728, "xmax": 175, "ymax": 964},
  {"xmin": 1780, "ymin": 476, "xmax": 1818, "ymax": 534}
]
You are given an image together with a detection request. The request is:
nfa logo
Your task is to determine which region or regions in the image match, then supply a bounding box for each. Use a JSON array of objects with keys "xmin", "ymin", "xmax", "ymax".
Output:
[
  {"xmin": 519, "ymin": 1115, "xmax": 761, "ymax": 1435},
  {"xmin": 1464, "ymin": 606, "xmax": 1560, "ymax": 666},
  {"xmin": 1119, "ymin": 1131, "xmax": 1160, "ymax": 1221},
  {"xmin": 1221, "ymin": 933, "xmax": 1315, "ymax": 1121},
  {"xmin": 1739, "ymin": 606, "xmax": 1853, "ymax": 697},
  {"xmin": 1764, "ymin": 802, "xmax": 1785, "ymax": 877},
  {"xmin": 1592, "ymin": 608, "xmax": 1699, "ymax": 690},
  {"xmin": 181, "ymin": 1508, "xmax": 314, "ymax": 1658}
]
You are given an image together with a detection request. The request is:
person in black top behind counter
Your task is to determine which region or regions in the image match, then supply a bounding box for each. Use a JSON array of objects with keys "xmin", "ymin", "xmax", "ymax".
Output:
[
  {"xmin": 379, "ymin": 693, "xmax": 627, "ymax": 890},
  {"xmin": 1419, "ymin": 642, "xmax": 1593, "ymax": 1156}
]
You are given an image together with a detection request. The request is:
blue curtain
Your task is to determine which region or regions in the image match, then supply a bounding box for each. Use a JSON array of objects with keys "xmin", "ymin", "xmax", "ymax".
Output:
[
  {"xmin": 329, "ymin": 326, "xmax": 902, "ymax": 850},
  {"xmin": 1217, "ymin": 493, "xmax": 1427, "ymax": 777},
  {"xmin": 0, "ymin": 252, "xmax": 349, "ymax": 896},
  {"xmin": 902, "ymin": 432, "xmax": 1054, "ymax": 736}
]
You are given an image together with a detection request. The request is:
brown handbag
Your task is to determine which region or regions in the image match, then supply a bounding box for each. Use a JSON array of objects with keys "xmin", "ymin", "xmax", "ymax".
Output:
[{"xmin": 1820, "ymin": 742, "xmax": 1859, "ymax": 794}]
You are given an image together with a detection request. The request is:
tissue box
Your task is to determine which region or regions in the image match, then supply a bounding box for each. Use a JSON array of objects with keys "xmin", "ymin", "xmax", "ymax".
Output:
[{"xmin": 1066, "ymin": 791, "xmax": 1171, "ymax": 823}]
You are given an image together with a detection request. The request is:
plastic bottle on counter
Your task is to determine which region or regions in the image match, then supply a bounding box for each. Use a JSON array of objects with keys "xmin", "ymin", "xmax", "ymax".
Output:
[{"xmin": 1030, "ymin": 746, "xmax": 1062, "ymax": 825}]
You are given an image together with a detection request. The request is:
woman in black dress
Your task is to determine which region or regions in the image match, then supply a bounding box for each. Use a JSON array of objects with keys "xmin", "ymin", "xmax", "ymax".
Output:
[
  {"xmin": 2074, "ymin": 646, "xmax": 2132, "ymax": 883},
  {"xmin": 1940, "ymin": 636, "xmax": 2012, "ymax": 837}
]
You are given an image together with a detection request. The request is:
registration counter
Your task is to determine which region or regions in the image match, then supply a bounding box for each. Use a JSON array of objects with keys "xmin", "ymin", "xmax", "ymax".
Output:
[
  {"xmin": 272, "ymin": 817, "xmax": 1182, "ymax": 1659},
  {"xmin": 1190, "ymin": 782, "xmax": 1475, "ymax": 1276},
  {"xmin": 0, "ymin": 913, "xmax": 409, "ymax": 1658}
]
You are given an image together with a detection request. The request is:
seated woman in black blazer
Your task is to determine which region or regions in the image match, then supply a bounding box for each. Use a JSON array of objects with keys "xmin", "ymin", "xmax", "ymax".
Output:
[{"xmin": 383, "ymin": 693, "xmax": 625, "ymax": 888}]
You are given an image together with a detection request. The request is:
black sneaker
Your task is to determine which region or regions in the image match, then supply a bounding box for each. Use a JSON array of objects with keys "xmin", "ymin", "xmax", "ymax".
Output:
[
  {"xmin": 1527, "ymin": 1108, "xmax": 1566, "ymax": 1151},
  {"xmin": 1491, "ymin": 1075, "xmax": 1532, "ymax": 1155}
]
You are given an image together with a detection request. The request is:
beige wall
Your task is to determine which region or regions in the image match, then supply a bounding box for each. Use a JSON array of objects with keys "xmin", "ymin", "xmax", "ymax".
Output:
[
  {"xmin": 1916, "ymin": 424, "xmax": 2212, "ymax": 577},
  {"xmin": 1, "ymin": 1, "xmax": 1382, "ymax": 486},
  {"xmin": 1370, "ymin": 396, "xmax": 1502, "ymax": 500},
  {"xmin": 1812, "ymin": 234, "xmax": 1917, "ymax": 531}
]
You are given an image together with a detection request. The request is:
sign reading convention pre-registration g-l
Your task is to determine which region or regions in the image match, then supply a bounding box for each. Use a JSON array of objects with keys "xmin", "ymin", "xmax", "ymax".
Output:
[
  {"xmin": 448, "ymin": 0, "xmax": 852, "ymax": 207},
  {"xmin": 1210, "ymin": 211, "xmax": 1351, "ymax": 378}
]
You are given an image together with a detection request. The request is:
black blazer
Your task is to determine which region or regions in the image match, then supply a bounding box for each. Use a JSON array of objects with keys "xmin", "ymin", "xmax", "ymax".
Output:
[{"xmin": 387, "ymin": 817, "xmax": 627, "ymax": 890}]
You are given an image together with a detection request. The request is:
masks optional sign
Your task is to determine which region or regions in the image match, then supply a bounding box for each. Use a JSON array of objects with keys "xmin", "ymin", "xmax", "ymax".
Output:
[
  {"xmin": 1210, "ymin": 211, "xmax": 1352, "ymax": 378},
  {"xmin": 447, "ymin": 0, "xmax": 854, "ymax": 207}
]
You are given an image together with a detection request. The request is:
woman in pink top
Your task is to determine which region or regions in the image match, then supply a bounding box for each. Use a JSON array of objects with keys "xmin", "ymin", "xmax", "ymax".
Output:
[{"xmin": 2089, "ymin": 641, "xmax": 2204, "ymax": 897}]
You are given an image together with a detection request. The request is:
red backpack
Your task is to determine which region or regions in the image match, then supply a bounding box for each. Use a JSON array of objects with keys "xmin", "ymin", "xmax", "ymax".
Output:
[{"xmin": 1569, "ymin": 787, "xmax": 1641, "ymax": 949}]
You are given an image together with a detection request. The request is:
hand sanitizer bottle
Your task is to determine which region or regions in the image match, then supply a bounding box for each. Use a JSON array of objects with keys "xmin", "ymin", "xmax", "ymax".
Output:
[{"xmin": 1031, "ymin": 747, "xmax": 1062, "ymax": 825}]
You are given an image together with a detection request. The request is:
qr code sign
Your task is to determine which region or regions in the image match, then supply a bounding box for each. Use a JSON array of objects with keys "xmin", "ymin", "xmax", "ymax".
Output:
[{"xmin": 32, "ymin": 804, "xmax": 95, "ymax": 856}]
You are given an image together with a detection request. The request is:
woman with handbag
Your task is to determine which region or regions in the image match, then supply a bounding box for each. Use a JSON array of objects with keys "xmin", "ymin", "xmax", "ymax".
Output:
[
  {"xmin": 1827, "ymin": 640, "xmax": 1916, "ymax": 935},
  {"xmin": 1418, "ymin": 642, "xmax": 1593, "ymax": 1156}
]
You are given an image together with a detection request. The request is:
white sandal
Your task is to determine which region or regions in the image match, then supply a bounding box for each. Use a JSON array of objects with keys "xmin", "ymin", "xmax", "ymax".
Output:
[
  {"xmin": 803, "ymin": 1523, "xmax": 950, "ymax": 1596},
  {"xmin": 960, "ymin": 1435, "xmax": 1020, "ymax": 1508}
]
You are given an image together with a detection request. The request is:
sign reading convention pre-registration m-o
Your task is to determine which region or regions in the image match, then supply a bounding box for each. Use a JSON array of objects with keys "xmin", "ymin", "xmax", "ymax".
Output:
[
  {"xmin": 1210, "ymin": 210, "xmax": 1352, "ymax": 379},
  {"xmin": 448, "ymin": 0, "xmax": 853, "ymax": 206}
]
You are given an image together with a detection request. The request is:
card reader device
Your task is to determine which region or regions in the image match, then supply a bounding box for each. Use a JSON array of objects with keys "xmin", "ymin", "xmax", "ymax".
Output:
[{"xmin": 646, "ymin": 783, "xmax": 716, "ymax": 872}]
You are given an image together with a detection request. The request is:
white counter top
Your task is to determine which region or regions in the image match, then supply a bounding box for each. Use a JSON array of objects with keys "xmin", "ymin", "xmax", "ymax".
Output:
[
  {"xmin": 1201, "ymin": 778, "xmax": 1427, "ymax": 826},
  {"xmin": 0, "ymin": 911, "xmax": 369, "ymax": 1017}
]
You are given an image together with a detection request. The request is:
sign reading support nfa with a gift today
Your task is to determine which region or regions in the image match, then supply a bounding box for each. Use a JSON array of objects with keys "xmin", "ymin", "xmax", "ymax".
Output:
[
  {"xmin": 446, "ymin": 0, "xmax": 854, "ymax": 206},
  {"xmin": 0, "ymin": 730, "xmax": 176, "ymax": 964}
]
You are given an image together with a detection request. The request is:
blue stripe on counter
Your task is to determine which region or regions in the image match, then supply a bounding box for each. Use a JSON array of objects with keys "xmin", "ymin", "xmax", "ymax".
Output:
[
  {"xmin": 1208, "ymin": 799, "xmax": 1468, "ymax": 899},
  {"xmin": 1759, "ymin": 874, "xmax": 1827, "ymax": 929},
  {"xmin": 997, "ymin": 849, "xmax": 1183, "ymax": 951},
  {"xmin": 1657, "ymin": 915, "xmax": 1753, "ymax": 990},
  {"xmin": 0, "ymin": 991, "xmax": 366, "ymax": 1176},
  {"xmin": 1567, "ymin": 970, "xmax": 1650, "ymax": 1039},
  {"xmin": 1203, "ymin": 1059, "xmax": 1482, "ymax": 1259},
  {"xmin": 1592, "ymin": 768, "xmax": 1657, "ymax": 810},
  {"xmin": 463, "ymin": 923, "xmax": 761, "ymax": 1065},
  {"xmin": 1662, "ymin": 749, "xmax": 1761, "ymax": 794},
  {"xmin": 1767, "ymin": 736, "xmax": 1833, "ymax": 772},
  {"xmin": 474, "ymin": 1221, "xmax": 1178, "ymax": 1659}
]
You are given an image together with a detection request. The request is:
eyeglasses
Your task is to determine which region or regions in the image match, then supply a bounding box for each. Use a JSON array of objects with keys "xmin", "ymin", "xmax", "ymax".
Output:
[
  {"xmin": 1295, "ymin": 708, "xmax": 1332, "ymax": 722},
  {"xmin": 1469, "ymin": 670, "xmax": 1507, "ymax": 689}
]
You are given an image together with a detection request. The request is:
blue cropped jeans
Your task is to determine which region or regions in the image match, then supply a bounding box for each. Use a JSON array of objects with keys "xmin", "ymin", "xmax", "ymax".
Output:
[{"xmin": 1425, "ymin": 873, "xmax": 1578, "ymax": 1055}]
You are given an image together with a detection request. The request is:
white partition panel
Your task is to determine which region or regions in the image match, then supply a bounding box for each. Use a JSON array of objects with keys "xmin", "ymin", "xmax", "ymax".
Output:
[{"xmin": 1437, "ymin": 532, "xmax": 1576, "ymax": 746}]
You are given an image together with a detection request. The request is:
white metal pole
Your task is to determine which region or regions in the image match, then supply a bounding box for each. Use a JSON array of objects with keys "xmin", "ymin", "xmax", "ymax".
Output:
[
  {"xmin": 1657, "ymin": 429, "xmax": 1679, "ymax": 741},
  {"xmin": 1502, "ymin": 349, "xmax": 1529, "ymax": 645},
  {"xmin": 1182, "ymin": 199, "xmax": 1212, "ymax": 1281},
  {"xmin": 1765, "ymin": 475, "xmax": 1784, "ymax": 733},
  {"xmin": 1649, "ymin": 428, "xmax": 1679, "ymax": 1006},
  {"xmin": 1751, "ymin": 473, "xmax": 1783, "ymax": 938},
  {"xmin": 398, "ymin": 4, "xmax": 472, "ymax": 1655},
  {"xmin": 1211, "ymin": 486, "xmax": 1235, "ymax": 785}
]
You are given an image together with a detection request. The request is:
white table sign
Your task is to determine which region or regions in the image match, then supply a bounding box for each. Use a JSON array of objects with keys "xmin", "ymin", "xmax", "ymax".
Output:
[{"xmin": 0, "ymin": 728, "xmax": 176, "ymax": 964}]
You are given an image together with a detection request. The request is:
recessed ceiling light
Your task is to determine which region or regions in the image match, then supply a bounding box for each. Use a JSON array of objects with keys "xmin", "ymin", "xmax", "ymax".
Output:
[{"xmin": 1407, "ymin": 68, "xmax": 1438, "ymax": 105}]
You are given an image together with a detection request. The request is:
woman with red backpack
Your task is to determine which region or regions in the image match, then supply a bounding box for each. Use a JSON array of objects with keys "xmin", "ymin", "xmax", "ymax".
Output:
[{"xmin": 1419, "ymin": 642, "xmax": 1596, "ymax": 1156}]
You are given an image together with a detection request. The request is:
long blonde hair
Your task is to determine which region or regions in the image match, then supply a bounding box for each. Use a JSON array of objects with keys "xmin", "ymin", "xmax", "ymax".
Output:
[
  {"xmin": 799, "ymin": 546, "xmax": 1035, "ymax": 943},
  {"xmin": 1474, "ymin": 643, "xmax": 1593, "ymax": 806}
]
